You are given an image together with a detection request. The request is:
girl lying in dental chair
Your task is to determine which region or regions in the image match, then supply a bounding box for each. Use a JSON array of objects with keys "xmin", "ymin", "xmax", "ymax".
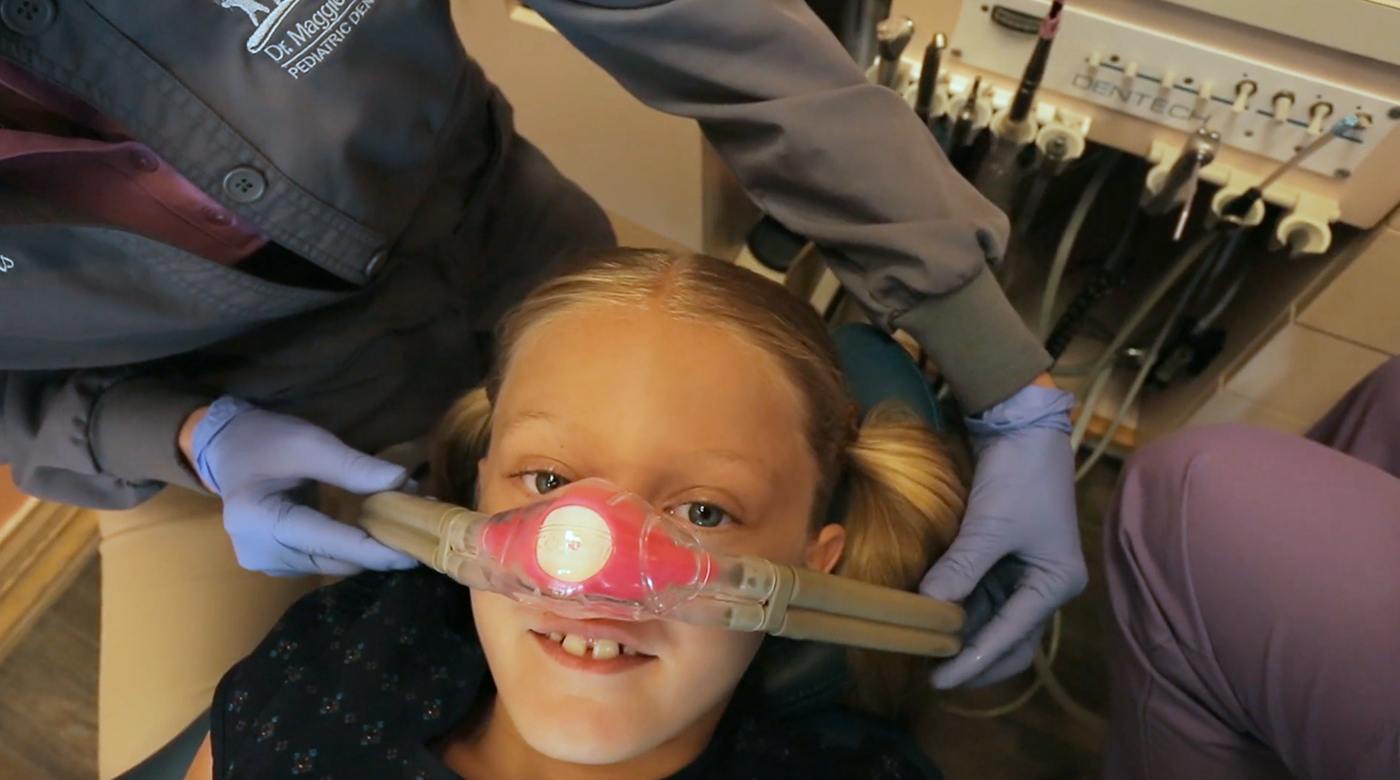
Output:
[{"xmin": 184, "ymin": 249, "xmax": 968, "ymax": 779}]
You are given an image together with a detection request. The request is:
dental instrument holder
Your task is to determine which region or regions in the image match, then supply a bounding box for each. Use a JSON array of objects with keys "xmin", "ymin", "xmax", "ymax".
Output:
[
  {"xmin": 358, "ymin": 489, "xmax": 965, "ymax": 658},
  {"xmin": 976, "ymin": 110, "xmax": 1040, "ymax": 215},
  {"xmin": 1049, "ymin": 115, "xmax": 1365, "ymax": 363},
  {"xmin": 1144, "ymin": 125, "xmax": 1221, "ymax": 241},
  {"xmin": 1218, "ymin": 113, "xmax": 1367, "ymax": 225},
  {"xmin": 1016, "ymin": 114, "xmax": 1092, "ymax": 244},
  {"xmin": 947, "ymin": 77, "xmax": 989, "ymax": 172}
]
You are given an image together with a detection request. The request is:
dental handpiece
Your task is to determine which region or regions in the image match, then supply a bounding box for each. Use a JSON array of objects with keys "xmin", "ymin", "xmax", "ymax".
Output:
[
  {"xmin": 913, "ymin": 33, "xmax": 947, "ymax": 125},
  {"xmin": 845, "ymin": 0, "xmax": 895, "ymax": 69},
  {"xmin": 1007, "ymin": 0, "xmax": 1065, "ymax": 125},
  {"xmin": 358, "ymin": 482, "xmax": 965, "ymax": 657},
  {"xmin": 1145, "ymin": 124, "xmax": 1221, "ymax": 240},
  {"xmin": 1145, "ymin": 126, "xmax": 1220, "ymax": 213},
  {"xmin": 949, "ymin": 75, "xmax": 982, "ymax": 152},
  {"xmin": 875, "ymin": 16, "xmax": 915, "ymax": 89}
]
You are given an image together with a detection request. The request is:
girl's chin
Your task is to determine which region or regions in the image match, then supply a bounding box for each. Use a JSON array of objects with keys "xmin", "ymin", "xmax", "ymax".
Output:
[{"xmin": 517, "ymin": 716, "xmax": 661, "ymax": 766}]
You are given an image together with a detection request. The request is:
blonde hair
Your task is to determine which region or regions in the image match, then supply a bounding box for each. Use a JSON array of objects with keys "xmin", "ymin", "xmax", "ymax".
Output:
[{"xmin": 430, "ymin": 249, "xmax": 966, "ymax": 718}]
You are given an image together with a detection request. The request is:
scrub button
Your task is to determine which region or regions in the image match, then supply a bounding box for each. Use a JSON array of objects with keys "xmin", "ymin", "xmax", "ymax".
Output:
[
  {"xmin": 1, "ymin": 0, "xmax": 56, "ymax": 35},
  {"xmin": 364, "ymin": 249, "xmax": 389, "ymax": 280},
  {"xmin": 222, "ymin": 166, "xmax": 267, "ymax": 204}
]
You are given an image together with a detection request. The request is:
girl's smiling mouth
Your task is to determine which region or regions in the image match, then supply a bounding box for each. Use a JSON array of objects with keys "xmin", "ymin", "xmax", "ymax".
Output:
[
  {"xmin": 527, "ymin": 613, "xmax": 661, "ymax": 674},
  {"xmin": 528, "ymin": 628, "xmax": 659, "ymax": 674}
]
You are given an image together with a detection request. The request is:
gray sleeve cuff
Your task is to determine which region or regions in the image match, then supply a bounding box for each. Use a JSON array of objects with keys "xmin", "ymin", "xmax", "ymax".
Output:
[
  {"xmin": 893, "ymin": 266, "xmax": 1052, "ymax": 414},
  {"xmin": 90, "ymin": 378, "xmax": 212, "ymax": 492}
]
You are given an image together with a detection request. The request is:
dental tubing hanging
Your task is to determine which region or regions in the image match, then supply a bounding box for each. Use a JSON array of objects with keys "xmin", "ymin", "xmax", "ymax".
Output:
[
  {"xmin": 1044, "ymin": 123, "xmax": 1218, "ymax": 359},
  {"xmin": 1068, "ymin": 115, "xmax": 1367, "ymax": 457}
]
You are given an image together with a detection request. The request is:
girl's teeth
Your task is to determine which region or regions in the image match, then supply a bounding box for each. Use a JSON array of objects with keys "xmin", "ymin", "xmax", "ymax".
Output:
[
  {"xmin": 551, "ymin": 632, "xmax": 635, "ymax": 660},
  {"xmin": 591, "ymin": 639, "xmax": 620, "ymax": 660},
  {"xmin": 561, "ymin": 633, "xmax": 589, "ymax": 657}
]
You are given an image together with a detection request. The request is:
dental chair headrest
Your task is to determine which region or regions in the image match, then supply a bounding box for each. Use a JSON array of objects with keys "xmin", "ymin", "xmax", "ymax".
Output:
[{"xmin": 752, "ymin": 323, "xmax": 944, "ymax": 715}]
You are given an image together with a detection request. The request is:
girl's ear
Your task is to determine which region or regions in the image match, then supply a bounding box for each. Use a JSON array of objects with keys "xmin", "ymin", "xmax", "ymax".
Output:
[{"xmin": 804, "ymin": 523, "xmax": 846, "ymax": 573}]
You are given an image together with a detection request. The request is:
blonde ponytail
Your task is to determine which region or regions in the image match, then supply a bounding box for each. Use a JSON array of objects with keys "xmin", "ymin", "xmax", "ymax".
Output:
[{"xmin": 836, "ymin": 403, "xmax": 967, "ymax": 718}]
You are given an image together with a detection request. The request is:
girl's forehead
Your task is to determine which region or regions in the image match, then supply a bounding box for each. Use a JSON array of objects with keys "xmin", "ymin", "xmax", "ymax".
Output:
[
  {"xmin": 495, "ymin": 303, "xmax": 815, "ymax": 475},
  {"xmin": 502, "ymin": 303, "xmax": 798, "ymax": 407}
]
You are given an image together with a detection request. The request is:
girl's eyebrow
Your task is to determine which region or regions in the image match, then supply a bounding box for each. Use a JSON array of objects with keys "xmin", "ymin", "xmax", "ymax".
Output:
[
  {"xmin": 497, "ymin": 410, "xmax": 558, "ymax": 438},
  {"xmin": 498, "ymin": 412, "xmax": 778, "ymax": 485},
  {"xmin": 686, "ymin": 449, "xmax": 771, "ymax": 476}
]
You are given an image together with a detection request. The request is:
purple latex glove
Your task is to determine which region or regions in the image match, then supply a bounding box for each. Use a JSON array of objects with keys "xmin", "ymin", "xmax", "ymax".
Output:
[
  {"xmin": 193, "ymin": 396, "xmax": 418, "ymax": 577},
  {"xmin": 921, "ymin": 385, "xmax": 1086, "ymax": 689}
]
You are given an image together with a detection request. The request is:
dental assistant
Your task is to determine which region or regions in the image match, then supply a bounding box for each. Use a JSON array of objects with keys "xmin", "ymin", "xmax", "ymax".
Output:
[
  {"xmin": 1104, "ymin": 357, "xmax": 1400, "ymax": 779},
  {"xmin": 0, "ymin": 1, "xmax": 1082, "ymax": 776}
]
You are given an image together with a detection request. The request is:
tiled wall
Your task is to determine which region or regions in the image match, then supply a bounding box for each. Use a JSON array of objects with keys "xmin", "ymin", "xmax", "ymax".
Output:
[{"xmin": 1188, "ymin": 209, "xmax": 1400, "ymax": 433}]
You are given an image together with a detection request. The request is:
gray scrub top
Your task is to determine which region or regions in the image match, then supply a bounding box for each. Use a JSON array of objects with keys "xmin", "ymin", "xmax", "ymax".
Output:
[{"xmin": 0, "ymin": 0, "xmax": 1048, "ymax": 509}]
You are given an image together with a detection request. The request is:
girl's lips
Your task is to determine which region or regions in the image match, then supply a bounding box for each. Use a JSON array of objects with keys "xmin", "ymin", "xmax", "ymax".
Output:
[{"xmin": 528, "ymin": 630, "xmax": 658, "ymax": 675}]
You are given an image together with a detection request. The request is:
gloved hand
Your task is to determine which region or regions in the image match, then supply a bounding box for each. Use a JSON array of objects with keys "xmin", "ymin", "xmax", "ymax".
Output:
[
  {"xmin": 192, "ymin": 396, "xmax": 419, "ymax": 576},
  {"xmin": 921, "ymin": 384, "xmax": 1086, "ymax": 689}
]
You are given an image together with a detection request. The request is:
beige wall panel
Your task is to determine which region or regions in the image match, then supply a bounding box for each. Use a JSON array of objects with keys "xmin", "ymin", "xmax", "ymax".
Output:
[
  {"xmin": 450, "ymin": 1, "xmax": 707, "ymax": 249},
  {"xmin": 1297, "ymin": 227, "xmax": 1400, "ymax": 355},
  {"xmin": 1186, "ymin": 388, "xmax": 1314, "ymax": 434},
  {"xmin": 1223, "ymin": 323, "xmax": 1389, "ymax": 422}
]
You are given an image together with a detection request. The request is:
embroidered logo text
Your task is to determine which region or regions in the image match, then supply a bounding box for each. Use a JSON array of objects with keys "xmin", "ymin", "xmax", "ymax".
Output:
[{"xmin": 214, "ymin": 0, "xmax": 379, "ymax": 80}]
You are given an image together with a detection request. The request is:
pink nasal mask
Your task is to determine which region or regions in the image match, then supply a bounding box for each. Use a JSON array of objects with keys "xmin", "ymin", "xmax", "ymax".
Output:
[
  {"xmin": 475, "ymin": 480, "xmax": 717, "ymax": 620},
  {"xmin": 359, "ymin": 479, "xmax": 968, "ymax": 658}
]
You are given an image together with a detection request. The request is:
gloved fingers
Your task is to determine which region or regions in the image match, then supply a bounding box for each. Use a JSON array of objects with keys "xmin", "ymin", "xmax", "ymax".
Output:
[
  {"xmin": 259, "ymin": 569, "xmax": 314, "ymax": 578},
  {"xmin": 927, "ymin": 575, "xmax": 1060, "ymax": 689},
  {"xmin": 229, "ymin": 530, "xmax": 369, "ymax": 577},
  {"xmin": 272, "ymin": 502, "xmax": 419, "ymax": 572},
  {"xmin": 952, "ymin": 627, "xmax": 1045, "ymax": 689},
  {"xmin": 282, "ymin": 430, "xmax": 410, "ymax": 496},
  {"xmin": 299, "ymin": 556, "xmax": 366, "ymax": 577},
  {"xmin": 960, "ymin": 586, "xmax": 997, "ymax": 638},
  {"xmin": 958, "ymin": 566, "xmax": 1016, "ymax": 639},
  {"xmin": 918, "ymin": 514, "xmax": 1017, "ymax": 603},
  {"xmin": 256, "ymin": 550, "xmax": 363, "ymax": 578}
]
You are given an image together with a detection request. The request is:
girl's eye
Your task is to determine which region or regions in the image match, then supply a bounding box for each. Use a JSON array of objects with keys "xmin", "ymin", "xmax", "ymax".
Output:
[
  {"xmin": 520, "ymin": 470, "xmax": 570, "ymax": 495},
  {"xmin": 673, "ymin": 502, "xmax": 733, "ymax": 529}
]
